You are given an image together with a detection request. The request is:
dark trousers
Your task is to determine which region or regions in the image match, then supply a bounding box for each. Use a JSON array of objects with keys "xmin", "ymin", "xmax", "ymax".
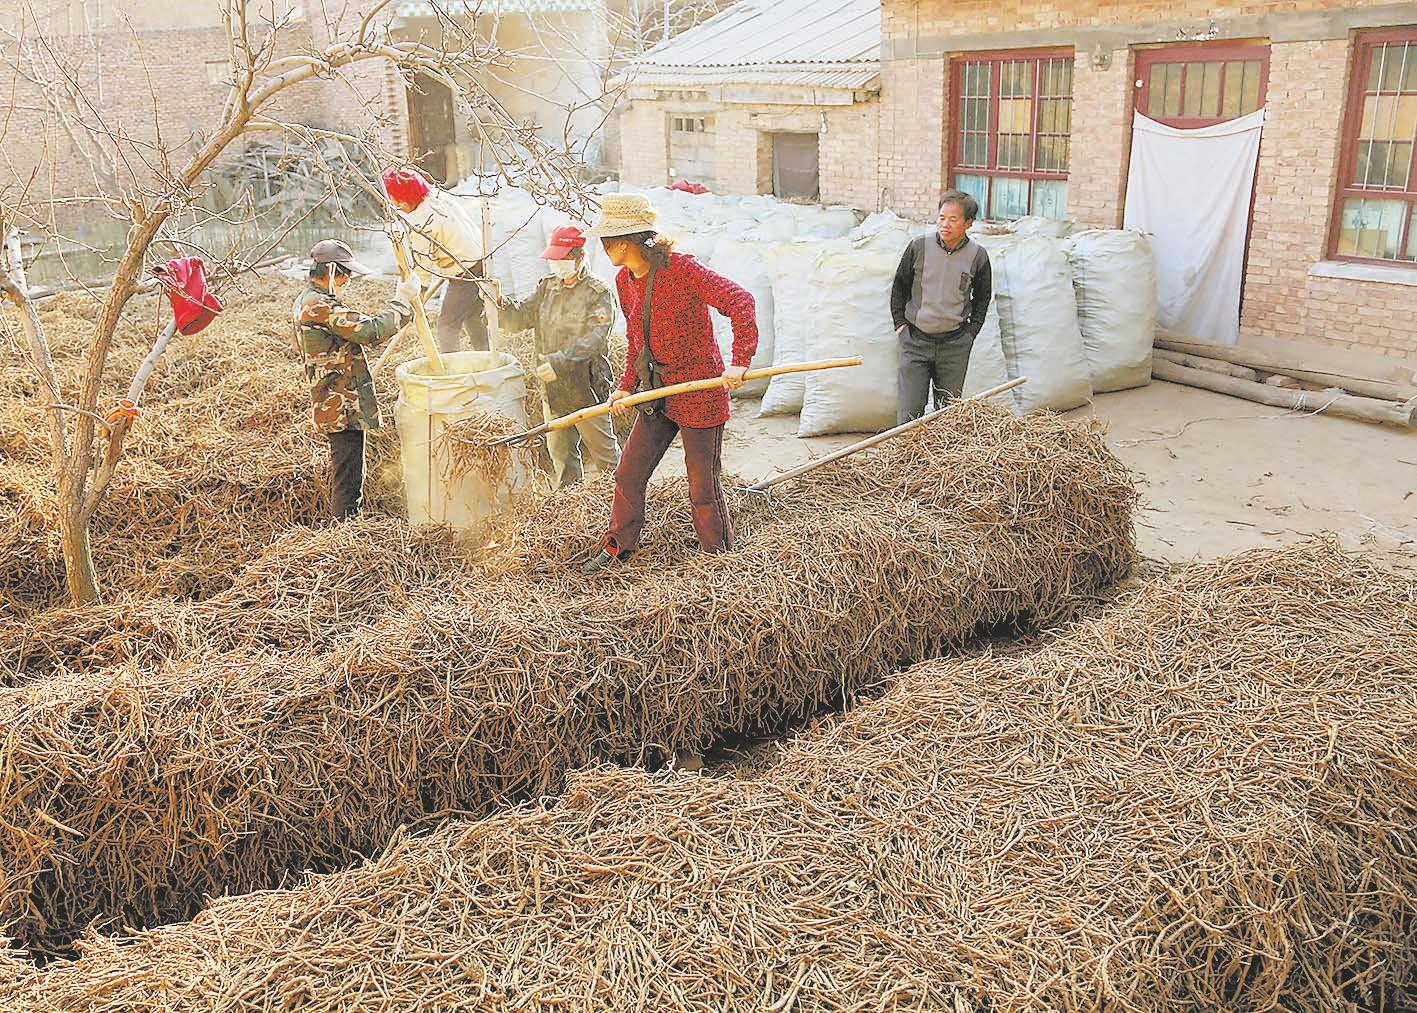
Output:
[
  {"xmin": 605, "ymin": 412, "xmax": 732, "ymax": 555},
  {"xmin": 897, "ymin": 323, "xmax": 975, "ymax": 424},
  {"xmin": 328, "ymin": 429, "xmax": 365, "ymax": 521},
  {"xmin": 435, "ymin": 274, "xmax": 489, "ymax": 354}
]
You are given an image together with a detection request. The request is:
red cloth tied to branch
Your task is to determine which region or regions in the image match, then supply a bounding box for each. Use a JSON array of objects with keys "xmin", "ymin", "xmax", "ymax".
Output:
[{"xmin": 153, "ymin": 257, "xmax": 222, "ymax": 335}]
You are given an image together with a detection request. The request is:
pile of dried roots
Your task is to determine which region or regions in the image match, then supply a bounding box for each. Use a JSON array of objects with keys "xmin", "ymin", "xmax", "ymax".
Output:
[
  {"xmin": 7, "ymin": 541, "xmax": 1414, "ymax": 1010},
  {"xmin": 0, "ymin": 402, "xmax": 1135, "ymax": 956}
]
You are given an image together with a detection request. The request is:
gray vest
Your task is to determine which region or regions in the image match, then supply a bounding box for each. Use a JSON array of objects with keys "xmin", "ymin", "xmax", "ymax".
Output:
[{"xmin": 912, "ymin": 237, "xmax": 980, "ymax": 335}]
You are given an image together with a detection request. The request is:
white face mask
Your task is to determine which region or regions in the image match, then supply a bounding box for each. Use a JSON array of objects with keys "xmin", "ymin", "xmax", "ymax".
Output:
[{"xmin": 550, "ymin": 259, "xmax": 580, "ymax": 280}]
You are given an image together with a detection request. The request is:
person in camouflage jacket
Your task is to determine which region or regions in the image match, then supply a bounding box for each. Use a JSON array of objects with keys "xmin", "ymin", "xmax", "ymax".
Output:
[
  {"xmin": 501, "ymin": 225, "xmax": 620, "ymax": 488},
  {"xmin": 294, "ymin": 239, "xmax": 417, "ymax": 520}
]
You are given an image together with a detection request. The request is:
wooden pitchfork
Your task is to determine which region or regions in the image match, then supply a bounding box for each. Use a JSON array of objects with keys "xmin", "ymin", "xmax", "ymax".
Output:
[{"xmin": 484, "ymin": 357, "xmax": 865, "ymax": 447}]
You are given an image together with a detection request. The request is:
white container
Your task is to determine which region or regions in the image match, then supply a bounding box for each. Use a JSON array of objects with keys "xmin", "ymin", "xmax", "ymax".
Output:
[{"xmin": 393, "ymin": 351, "xmax": 532, "ymax": 534}]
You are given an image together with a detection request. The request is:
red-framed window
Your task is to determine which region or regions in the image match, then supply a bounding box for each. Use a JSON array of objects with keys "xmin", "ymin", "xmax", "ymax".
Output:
[
  {"xmin": 949, "ymin": 49, "xmax": 1073, "ymax": 221},
  {"xmin": 1330, "ymin": 29, "xmax": 1417, "ymax": 265},
  {"xmin": 1134, "ymin": 44, "xmax": 1269, "ymax": 128}
]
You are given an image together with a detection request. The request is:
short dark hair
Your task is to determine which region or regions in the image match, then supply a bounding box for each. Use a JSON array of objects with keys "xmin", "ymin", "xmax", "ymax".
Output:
[
  {"xmin": 938, "ymin": 190, "xmax": 979, "ymax": 221},
  {"xmin": 309, "ymin": 262, "xmax": 352, "ymax": 280}
]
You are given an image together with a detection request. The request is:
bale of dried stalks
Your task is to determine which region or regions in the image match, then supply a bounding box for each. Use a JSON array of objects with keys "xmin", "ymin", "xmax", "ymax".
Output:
[
  {"xmin": 9, "ymin": 542, "xmax": 1414, "ymax": 1011},
  {"xmin": 0, "ymin": 402, "xmax": 1135, "ymax": 957}
]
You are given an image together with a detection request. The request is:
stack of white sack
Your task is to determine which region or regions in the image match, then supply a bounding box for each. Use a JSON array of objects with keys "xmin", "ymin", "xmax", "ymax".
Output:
[{"xmin": 465, "ymin": 187, "xmax": 1154, "ymax": 433}]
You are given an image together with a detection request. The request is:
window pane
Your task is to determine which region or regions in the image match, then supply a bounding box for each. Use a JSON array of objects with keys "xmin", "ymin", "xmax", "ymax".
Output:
[
  {"xmin": 1380, "ymin": 43, "xmax": 1410, "ymax": 91},
  {"xmin": 991, "ymin": 177, "xmax": 1029, "ymax": 220},
  {"xmin": 1355, "ymin": 141, "xmax": 1414, "ymax": 189},
  {"xmin": 1240, "ymin": 61, "xmax": 1263, "ymax": 115},
  {"xmin": 1001, "ymin": 61, "xmax": 1033, "ymax": 97},
  {"xmin": 1337, "ymin": 198, "xmax": 1407, "ymax": 259},
  {"xmin": 1408, "ymin": 204, "xmax": 1417, "ymax": 260},
  {"xmin": 1362, "ymin": 94, "xmax": 1417, "ymax": 140},
  {"xmin": 1163, "ymin": 65, "xmax": 1183, "ymax": 118},
  {"xmin": 1031, "ymin": 179, "xmax": 1068, "ymax": 219},
  {"xmin": 1200, "ymin": 62, "xmax": 1223, "ymax": 118},
  {"xmin": 998, "ymin": 134, "xmax": 1030, "ymax": 169},
  {"xmin": 963, "ymin": 134, "xmax": 987, "ymax": 166},
  {"xmin": 955, "ymin": 174, "xmax": 990, "ymax": 219},
  {"xmin": 999, "ymin": 97, "xmax": 1033, "ymax": 134},
  {"xmin": 1035, "ymin": 136, "xmax": 1068, "ymax": 172}
]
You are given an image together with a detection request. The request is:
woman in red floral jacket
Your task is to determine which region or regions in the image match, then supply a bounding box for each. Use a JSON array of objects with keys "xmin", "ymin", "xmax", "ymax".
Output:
[{"xmin": 581, "ymin": 193, "xmax": 759, "ymax": 573}]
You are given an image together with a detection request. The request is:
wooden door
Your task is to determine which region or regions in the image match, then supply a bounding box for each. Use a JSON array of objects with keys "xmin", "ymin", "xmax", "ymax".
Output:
[
  {"xmin": 1132, "ymin": 43, "xmax": 1271, "ymax": 317},
  {"xmin": 772, "ymin": 132, "xmax": 820, "ymax": 201},
  {"xmin": 408, "ymin": 73, "xmax": 456, "ymax": 185}
]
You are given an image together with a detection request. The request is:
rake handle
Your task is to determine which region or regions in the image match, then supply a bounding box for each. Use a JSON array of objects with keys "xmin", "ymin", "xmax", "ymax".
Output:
[
  {"xmin": 490, "ymin": 357, "xmax": 864, "ymax": 446},
  {"xmin": 744, "ymin": 376, "xmax": 1028, "ymax": 493}
]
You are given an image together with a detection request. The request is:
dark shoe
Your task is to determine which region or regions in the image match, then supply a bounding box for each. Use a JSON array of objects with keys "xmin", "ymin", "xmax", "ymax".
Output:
[{"xmin": 581, "ymin": 549, "xmax": 622, "ymax": 574}]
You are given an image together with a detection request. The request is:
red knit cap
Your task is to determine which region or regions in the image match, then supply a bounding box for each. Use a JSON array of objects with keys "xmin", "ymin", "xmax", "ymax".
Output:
[{"xmin": 382, "ymin": 167, "xmax": 431, "ymax": 208}]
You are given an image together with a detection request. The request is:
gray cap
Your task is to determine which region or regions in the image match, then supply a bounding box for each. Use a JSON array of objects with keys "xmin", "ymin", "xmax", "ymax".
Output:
[{"xmin": 309, "ymin": 238, "xmax": 374, "ymax": 276}]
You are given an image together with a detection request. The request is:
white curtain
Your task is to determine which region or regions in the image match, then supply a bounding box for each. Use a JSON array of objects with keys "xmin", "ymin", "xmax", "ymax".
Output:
[{"xmin": 1123, "ymin": 108, "xmax": 1265, "ymax": 345}]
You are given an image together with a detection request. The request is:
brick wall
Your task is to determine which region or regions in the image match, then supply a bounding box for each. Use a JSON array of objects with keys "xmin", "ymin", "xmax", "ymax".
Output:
[
  {"xmin": 1240, "ymin": 39, "xmax": 1416, "ymax": 360},
  {"xmin": 879, "ymin": 0, "xmax": 1417, "ymax": 361},
  {"xmin": 886, "ymin": 0, "xmax": 1404, "ymax": 38},
  {"xmin": 1067, "ymin": 52, "xmax": 1132, "ymax": 228},
  {"xmin": 876, "ymin": 58, "xmax": 946, "ymax": 218}
]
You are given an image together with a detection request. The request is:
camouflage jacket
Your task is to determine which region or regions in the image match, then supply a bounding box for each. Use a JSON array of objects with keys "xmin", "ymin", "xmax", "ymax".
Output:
[
  {"xmin": 502, "ymin": 272, "xmax": 616, "ymax": 418},
  {"xmin": 292, "ymin": 284, "xmax": 412, "ymax": 434}
]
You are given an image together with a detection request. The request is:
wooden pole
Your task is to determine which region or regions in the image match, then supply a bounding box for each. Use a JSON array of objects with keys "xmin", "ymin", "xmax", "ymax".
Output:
[
  {"xmin": 390, "ymin": 237, "xmax": 445, "ymax": 374},
  {"xmin": 1153, "ymin": 348, "xmax": 1259, "ymax": 382},
  {"xmin": 489, "ymin": 357, "xmax": 865, "ymax": 446},
  {"xmin": 1155, "ymin": 331, "xmax": 1417, "ymax": 402},
  {"xmin": 374, "ymin": 275, "xmax": 447, "ymax": 375},
  {"xmin": 1152, "ymin": 359, "xmax": 1416, "ymax": 428},
  {"xmin": 744, "ymin": 377, "xmax": 1028, "ymax": 494}
]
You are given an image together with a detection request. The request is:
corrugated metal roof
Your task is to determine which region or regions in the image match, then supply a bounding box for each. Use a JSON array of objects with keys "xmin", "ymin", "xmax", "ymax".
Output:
[
  {"xmin": 632, "ymin": 0, "xmax": 879, "ymax": 73},
  {"xmin": 628, "ymin": 63, "xmax": 879, "ymax": 91},
  {"xmin": 395, "ymin": 0, "xmax": 600, "ymax": 17}
]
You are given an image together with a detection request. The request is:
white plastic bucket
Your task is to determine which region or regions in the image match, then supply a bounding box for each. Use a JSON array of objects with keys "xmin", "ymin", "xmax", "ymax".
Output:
[{"xmin": 393, "ymin": 350, "xmax": 532, "ymax": 533}]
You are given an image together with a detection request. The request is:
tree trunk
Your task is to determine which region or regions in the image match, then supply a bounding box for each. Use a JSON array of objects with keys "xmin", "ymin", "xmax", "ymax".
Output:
[{"xmin": 57, "ymin": 488, "xmax": 100, "ymax": 605}]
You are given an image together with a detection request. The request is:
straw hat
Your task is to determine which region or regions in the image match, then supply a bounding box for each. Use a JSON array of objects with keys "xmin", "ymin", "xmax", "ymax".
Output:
[{"xmin": 586, "ymin": 193, "xmax": 658, "ymax": 240}]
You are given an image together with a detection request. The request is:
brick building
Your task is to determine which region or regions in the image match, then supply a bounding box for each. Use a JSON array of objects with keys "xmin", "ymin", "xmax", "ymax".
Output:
[
  {"xmin": 874, "ymin": 0, "xmax": 1417, "ymax": 361},
  {"xmin": 616, "ymin": 0, "xmax": 882, "ymax": 209}
]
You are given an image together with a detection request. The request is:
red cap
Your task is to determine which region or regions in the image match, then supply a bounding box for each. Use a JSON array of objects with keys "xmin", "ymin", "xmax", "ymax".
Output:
[
  {"xmin": 541, "ymin": 225, "xmax": 587, "ymax": 260},
  {"xmin": 382, "ymin": 167, "xmax": 431, "ymax": 208}
]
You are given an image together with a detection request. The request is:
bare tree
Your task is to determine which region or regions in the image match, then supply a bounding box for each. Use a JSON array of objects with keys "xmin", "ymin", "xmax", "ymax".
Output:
[{"xmin": 0, "ymin": 0, "xmax": 595, "ymax": 606}]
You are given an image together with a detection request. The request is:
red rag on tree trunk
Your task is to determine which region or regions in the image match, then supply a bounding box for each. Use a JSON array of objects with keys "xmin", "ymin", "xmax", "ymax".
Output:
[{"xmin": 153, "ymin": 257, "xmax": 222, "ymax": 335}]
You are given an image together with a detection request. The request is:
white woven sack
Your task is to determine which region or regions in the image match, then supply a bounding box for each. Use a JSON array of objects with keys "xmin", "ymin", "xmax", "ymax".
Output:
[
  {"xmin": 709, "ymin": 239, "xmax": 776, "ymax": 398},
  {"xmin": 798, "ymin": 246, "xmax": 899, "ymax": 437},
  {"xmin": 990, "ymin": 236, "xmax": 1092, "ymax": 413},
  {"xmin": 1066, "ymin": 229, "xmax": 1157, "ymax": 392}
]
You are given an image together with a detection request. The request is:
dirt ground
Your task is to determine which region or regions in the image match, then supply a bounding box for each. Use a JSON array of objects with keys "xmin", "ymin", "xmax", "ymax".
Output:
[{"xmin": 642, "ymin": 381, "xmax": 1417, "ymax": 577}]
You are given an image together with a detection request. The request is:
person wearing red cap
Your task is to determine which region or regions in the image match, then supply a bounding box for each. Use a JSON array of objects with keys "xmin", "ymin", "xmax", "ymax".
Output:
[
  {"xmin": 500, "ymin": 224, "xmax": 620, "ymax": 488},
  {"xmin": 381, "ymin": 166, "xmax": 491, "ymax": 354}
]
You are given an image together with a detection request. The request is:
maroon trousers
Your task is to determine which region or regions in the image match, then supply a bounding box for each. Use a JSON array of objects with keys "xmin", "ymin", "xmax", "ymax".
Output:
[{"xmin": 605, "ymin": 411, "xmax": 733, "ymax": 555}]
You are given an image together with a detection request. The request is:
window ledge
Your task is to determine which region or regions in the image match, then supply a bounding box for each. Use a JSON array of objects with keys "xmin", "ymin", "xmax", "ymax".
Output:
[{"xmin": 1308, "ymin": 260, "xmax": 1417, "ymax": 287}]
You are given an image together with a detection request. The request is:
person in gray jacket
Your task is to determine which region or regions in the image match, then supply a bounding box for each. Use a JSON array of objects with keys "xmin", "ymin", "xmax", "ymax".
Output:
[
  {"xmin": 890, "ymin": 190, "xmax": 992, "ymax": 424},
  {"xmin": 501, "ymin": 225, "xmax": 621, "ymax": 488}
]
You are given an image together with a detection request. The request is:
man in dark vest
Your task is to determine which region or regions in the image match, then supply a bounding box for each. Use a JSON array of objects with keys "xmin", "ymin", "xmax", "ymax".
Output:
[{"xmin": 890, "ymin": 189, "xmax": 993, "ymax": 424}]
